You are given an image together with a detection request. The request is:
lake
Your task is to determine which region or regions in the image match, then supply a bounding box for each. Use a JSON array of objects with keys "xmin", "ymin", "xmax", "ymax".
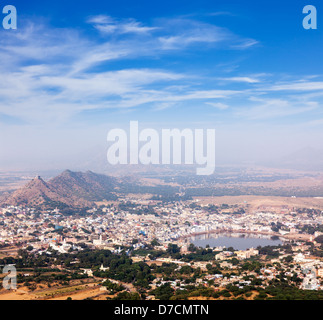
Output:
[{"xmin": 191, "ymin": 232, "xmax": 283, "ymax": 250}]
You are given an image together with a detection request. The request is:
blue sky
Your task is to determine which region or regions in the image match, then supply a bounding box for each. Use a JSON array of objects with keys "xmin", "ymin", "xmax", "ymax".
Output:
[{"xmin": 0, "ymin": 0, "xmax": 323, "ymax": 170}]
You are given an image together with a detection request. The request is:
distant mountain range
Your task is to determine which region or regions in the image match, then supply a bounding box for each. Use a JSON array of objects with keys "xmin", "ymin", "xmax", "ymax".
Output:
[
  {"xmin": 2, "ymin": 150, "xmax": 323, "ymax": 210},
  {"xmin": 1, "ymin": 170, "xmax": 118, "ymax": 209}
]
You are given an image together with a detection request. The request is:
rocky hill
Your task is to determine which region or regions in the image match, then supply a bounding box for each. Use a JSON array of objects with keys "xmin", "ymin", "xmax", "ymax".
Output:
[{"xmin": 1, "ymin": 170, "xmax": 118, "ymax": 209}]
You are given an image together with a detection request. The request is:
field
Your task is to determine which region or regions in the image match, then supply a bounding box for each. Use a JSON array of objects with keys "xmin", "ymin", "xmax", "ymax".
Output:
[
  {"xmin": 195, "ymin": 195, "xmax": 323, "ymax": 211},
  {"xmin": 0, "ymin": 279, "xmax": 115, "ymax": 300}
]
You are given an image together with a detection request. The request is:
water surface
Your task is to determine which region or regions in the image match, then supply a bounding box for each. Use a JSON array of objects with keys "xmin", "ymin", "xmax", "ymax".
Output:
[{"xmin": 191, "ymin": 233, "xmax": 283, "ymax": 250}]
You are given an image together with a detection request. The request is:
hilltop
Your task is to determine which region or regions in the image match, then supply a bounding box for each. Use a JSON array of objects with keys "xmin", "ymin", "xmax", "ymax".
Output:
[{"xmin": 1, "ymin": 170, "xmax": 118, "ymax": 209}]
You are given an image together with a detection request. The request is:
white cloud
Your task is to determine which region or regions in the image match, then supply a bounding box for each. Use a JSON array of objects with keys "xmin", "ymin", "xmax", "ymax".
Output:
[
  {"xmin": 0, "ymin": 16, "xmax": 261, "ymax": 125},
  {"xmin": 234, "ymin": 97, "xmax": 318, "ymax": 120},
  {"xmin": 88, "ymin": 15, "xmax": 158, "ymax": 35},
  {"xmin": 218, "ymin": 76, "xmax": 260, "ymax": 83},
  {"xmin": 231, "ymin": 39, "xmax": 259, "ymax": 49},
  {"xmin": 4, "ymin": 16, "xmax": 322, "ymax": 129},
  {"xmin": 205, "ymin": 102, "xmax": 230, "ymax": 110},
  {"xmin": 269, "ymin": 81, "xmax": 323, "ymax": 91}
]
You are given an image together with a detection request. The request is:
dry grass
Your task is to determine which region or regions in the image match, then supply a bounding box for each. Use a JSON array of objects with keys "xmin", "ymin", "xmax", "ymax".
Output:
[{"xmin": 194, "ymin": 195, "xmax": 323, "ymax": 210}]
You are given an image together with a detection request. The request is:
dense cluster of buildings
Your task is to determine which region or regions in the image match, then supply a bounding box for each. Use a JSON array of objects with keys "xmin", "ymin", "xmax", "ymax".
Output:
[{"xmin": 1, "ymin": 198, "xmax": 323, "ymax": 291}]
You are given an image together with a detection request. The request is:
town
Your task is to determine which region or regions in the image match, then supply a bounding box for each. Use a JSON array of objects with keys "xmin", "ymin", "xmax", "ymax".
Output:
[{"xmin": 0, "ymin": 195, "xmax": 323, "ymax": 300}]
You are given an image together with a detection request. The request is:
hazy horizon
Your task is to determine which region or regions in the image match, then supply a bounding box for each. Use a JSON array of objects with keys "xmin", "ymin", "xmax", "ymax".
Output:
[{"xmin": 1, "ymin": 0, "xmax": 323, "ymax": 173}]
